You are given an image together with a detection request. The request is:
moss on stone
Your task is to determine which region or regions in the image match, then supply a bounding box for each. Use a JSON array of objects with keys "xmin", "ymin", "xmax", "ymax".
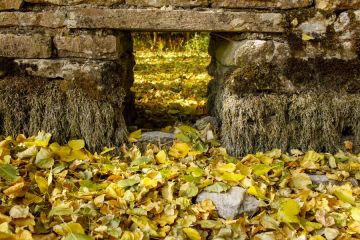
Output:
[{"xmin": 0, "ymin": 76, "xmax": 128, "ymax": 151}]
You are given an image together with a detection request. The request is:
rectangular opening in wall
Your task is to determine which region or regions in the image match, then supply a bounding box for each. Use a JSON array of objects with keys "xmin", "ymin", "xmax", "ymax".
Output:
[{"xmin": 131, "ymin": 32, "xmax": 211, "ymax": 129}]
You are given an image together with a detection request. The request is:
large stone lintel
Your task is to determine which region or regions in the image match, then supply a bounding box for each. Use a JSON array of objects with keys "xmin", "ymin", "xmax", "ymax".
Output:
[
  {"xmin": 0, "ymin": 8, "xmax": 284, "ymax": 32},
  {"xmin": 66, "ymin": 8, "xmax": 284, "ymax": 32},
  {"xmin": 24, "ymin": 0, "xmax": 124, "ymax": 6},
  {"xmin": 126, "ymin": 0, "xmax": 208, "ymax": 7}
]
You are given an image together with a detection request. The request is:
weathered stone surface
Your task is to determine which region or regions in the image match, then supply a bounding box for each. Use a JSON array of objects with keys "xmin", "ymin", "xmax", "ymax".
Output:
[
  {"xmin": 309, "ymin": 174, "xmax": 359, "ymax": 186},
  {"xmin": 213, "ymin": 39, "xmax": 290, "ymax": 67},
  {"xmin": 196, "ymin": 187, "xmax": 259, "ymax": 219},
  {"xmin": 66, "ymin": 8, "xmax": 284, "ymax": 32},
  {"xmin": 14, "ymin": 59, "xmax": 131, "ymax": 102},
  {"xmin": 0, "ymin": 0, "xmax": 23, "ymax": 10},
  {"xmin": 139, "ymin": 131, "xmax": 175, "ymax": 143},
  {"xmin": 0, "ymin": 11, "xmax": 66, "ymax": 28},
  {"xmin": 297, "ymin": 12, "xmax": 335, "ymax": 36},
  {"xmin": 0, "ymin": 34, "xmax": 51, "ymax": 58},
  {"xmin": 308, "ymin": 174, "xmax": 330, "ymax": 185},
  {"xmin": 126, "ymin": 0, "xmax": 208, "ymax": 7},
  {"xmin": 24, "ymin": 0, "xmax": 124, "ymax": 5},
  {"xmin": 54, "ymin": 35, "xmax": 120, "ymax": 59},
  {"xmin": 212, "ymin": 0, "xmax": 313, "ymax": 9},
  {"xmin": 315, "ymin": 0, "xmax": 360, "ymax": 10}
]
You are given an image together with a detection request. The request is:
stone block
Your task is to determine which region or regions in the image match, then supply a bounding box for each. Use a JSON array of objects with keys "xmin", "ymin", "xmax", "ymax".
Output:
[
  {"xmin": 0, "ymin": 11, "xmax": 66, "ymax": 28},
  {"xmin": 66, "ymin": 8, "xmax": 284, "ymax": 32},
  {"xmin": 315, "ymin": 0, "xmax": 360, "ymax": 10},
  {"xmin": 24, "ymin": 0, "xmax": 124, "ymax": 6},
  {"xmin": 54, "ymin": 34, "xmax": 120, "ymax": 59},
  {"xmin": 212, "ymin": 0, "xmax": 313, "ymax": 9},
  {"xmin": 0, "ymin": 0, "xmax": 23, "ymax": 10},
  {"xmin": 125, "ymin": 0, "xmax": 208, "ymax": 7},
  {"xmin": 0, "ymin": 34, "xmax": 51, "ymax": 58},
  {"xmin": 14, "ymin": 59, "xmax": 132, "ymax": 102}
]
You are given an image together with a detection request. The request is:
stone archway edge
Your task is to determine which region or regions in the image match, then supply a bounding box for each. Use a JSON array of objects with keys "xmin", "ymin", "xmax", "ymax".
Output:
[{"xmin": 0, "ymin": 8, "xmax": 284, "ymax": 32}]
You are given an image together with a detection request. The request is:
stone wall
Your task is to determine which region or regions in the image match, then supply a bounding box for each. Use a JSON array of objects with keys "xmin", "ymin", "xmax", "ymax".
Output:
[
  {"xmin": 209, "ymin": 8, "xmax": 360, "ymax": 156},
  {"xmin": 0, "ymin": 0, "xmax": 359, "ymax": 153}
]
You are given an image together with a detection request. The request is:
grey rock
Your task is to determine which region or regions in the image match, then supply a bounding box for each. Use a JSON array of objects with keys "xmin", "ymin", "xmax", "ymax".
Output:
[
  {"xmin": 196, "ymin": 186, "xmax": 259, "ymax": 219},
  {"xmin": 240, "ymin": 194, "xmax": 260, "ymax": 217},
  {"xmin": 139, "ymin": 131, "xmax": 175, "ymax": 143},
  {"xmin": 309, "ymin": 174, "xmax": 330, "ymax": 185},
  {"xmin": 309, "ymin": 174, "xmax": 359, "ymax": 186},
  {"xmin": 194, "ymin": 116, "xmax": 219, "ymax": 130}
]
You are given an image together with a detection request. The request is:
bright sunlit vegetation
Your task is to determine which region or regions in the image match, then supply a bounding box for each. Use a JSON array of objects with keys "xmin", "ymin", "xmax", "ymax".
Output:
[{"xmin": 132, "ymin": 32, "xmax": 211, "ymax": 129}]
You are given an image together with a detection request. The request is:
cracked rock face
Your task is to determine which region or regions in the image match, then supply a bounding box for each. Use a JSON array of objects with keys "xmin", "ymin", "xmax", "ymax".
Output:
[{"xmin": 196, "ymin": 187, "xmax": 260, "ymax": 219}]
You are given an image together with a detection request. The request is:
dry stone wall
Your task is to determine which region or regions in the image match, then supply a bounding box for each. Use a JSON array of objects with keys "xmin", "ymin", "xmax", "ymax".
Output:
[{"xmin": 0, "ymin": 0, "xmax": 359, "ymax": 153}]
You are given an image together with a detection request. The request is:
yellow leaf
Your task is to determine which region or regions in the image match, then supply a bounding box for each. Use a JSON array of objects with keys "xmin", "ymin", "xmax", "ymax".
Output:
[
  {"xmin": 140, "ymin": 177, "xmax": 158, "ymax": 189},
  {"xmin": 247, "ymin": 185, "xmax": 267, "ymax": 200},
  {"xmin": 35, "ymin": 174, "xmax": 48, "ymax": 194},
  {"xmin": 68, "ymin": 139, "xmax": 85, "ymax": 150},
  {"xmin": 183, "ymin": 227, "xmax": 202, "ymax": 240},
  {"xmin": 351, "ymin": 207, "xmax": 360, "ymax": 222},
  {"xmin": 156, "ymin": 150, "xmax": 167, "ymax": 164},
  {"xmin": 220, "ymin": 172, "xmax": 245, "ymax": 183},
  {"xmin": 128, "ymin": 129, "xmax": 142, "ymax": 143},
  {"xmin": 278, "ymin": 198, "xmax": 300, "ymax": 223},
  {"xmin": 216, "ymin": 163, "xmax": 236, "ymax": 173},
  {"xmin": 334, "ymin": 188, "xmax": 355, "ymax": 205},
  {"xmin": 302, "ymin": 33, "xmax": 315, "ymax": 41},
  {"xmin": 169, "ymin": 143, "xmax": 191, "ymax": 158},
  {"xmin": 309, "ymin": 236, "xmax": 325, "ymax": 240},
  {"xmin": 53, "ymin": 222, "xmax": 85, "ymax": 236}
]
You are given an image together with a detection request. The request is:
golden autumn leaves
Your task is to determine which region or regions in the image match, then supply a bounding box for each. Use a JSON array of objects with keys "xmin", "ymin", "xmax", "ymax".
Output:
[{"xmin": 0, "ymin": 127, "xmax": 360, "ymax": 239}]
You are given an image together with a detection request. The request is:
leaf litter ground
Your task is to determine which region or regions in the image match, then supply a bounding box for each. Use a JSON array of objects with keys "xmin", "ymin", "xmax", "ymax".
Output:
[
  {"xmin": 132, "ymin": 49, "xmax": 211, "ymax": 129},
  {"xmin": 1, "ymin": 127, "xmax": 360, "ymax": 239}
]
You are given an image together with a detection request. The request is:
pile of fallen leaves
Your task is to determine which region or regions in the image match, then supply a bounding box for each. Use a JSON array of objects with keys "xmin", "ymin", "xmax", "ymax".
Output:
[{"xmin": 1, "ymin": 126, "xmax": 360, "ymax": 240}]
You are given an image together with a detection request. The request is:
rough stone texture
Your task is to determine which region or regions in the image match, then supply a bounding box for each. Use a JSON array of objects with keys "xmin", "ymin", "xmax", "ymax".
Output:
[
  {"xmin": 315, "ymin": 0, "xmax": 360, "ymax": 10},
  {"xmin": 24, "ymin": 0, "xmax": 124, "ymax": 5},
  {"xmin": 208, "ymin": 14, "xmax": 360, "ymax": 156},
  {"xmin": 66, "ymin": 9, "xmax": 284, "ymax": 32},
  {"xmin": 309, "ymin": 174, "xmax": 359, "ymax": 186},
  {"xmin": 126, "ymin": 0, "xmax": 208, "ymax": 7},
  {"xmin": 0, "ymin": 0, "xmax": 23, "ymax": 10},
  {"xmin": 196, "ymin": 187, "xmax": 259, "ymax": 219},
  {"xmin": 0, "ymin": 11, "xmax": 66, "ymax": 28},
  {"xmin": 139, "ymin": 131, "xmax": 175, "ymax": 143},
  {"xmin": 14, "ymin": 59, "xmax": 133, "ymax": 102},
  {"xmin": 0, "ymin": 34, "xmax": 51, "ymax": 59},
  {"xmin": 212, "ymin": 0, "xmax": 313, "ymax": 9},
  {"xmin": 0, "ymin": 76, "xmax": 127, "ymax": 151},
  {"xmin": 54, "ymin": 34, "xmax": 120, "ymax": 60}
]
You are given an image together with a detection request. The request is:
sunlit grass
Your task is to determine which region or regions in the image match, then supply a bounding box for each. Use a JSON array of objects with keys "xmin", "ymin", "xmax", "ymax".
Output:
[{"xmin": 132, "ymin": 47, "xmax": 211, "ymax": 128}]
